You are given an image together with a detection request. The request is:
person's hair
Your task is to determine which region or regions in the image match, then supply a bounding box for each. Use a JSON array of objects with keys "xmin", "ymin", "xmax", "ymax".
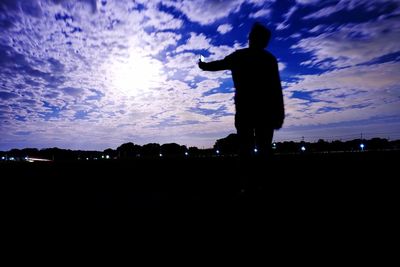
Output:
[{"xmin": 249, "ymin": 22, "xmax": 271, "ymax": 49}]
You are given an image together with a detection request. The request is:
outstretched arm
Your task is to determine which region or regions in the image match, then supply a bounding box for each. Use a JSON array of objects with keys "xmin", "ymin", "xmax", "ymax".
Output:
[{"xmin": 198, "ymin": 58, "xmax": 231, "ymax": 71}]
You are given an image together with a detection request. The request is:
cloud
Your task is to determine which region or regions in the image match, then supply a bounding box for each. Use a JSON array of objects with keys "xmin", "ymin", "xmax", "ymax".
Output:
[
  {"xmin": 291, "ymin": 17, "xmax": 400, "ymax": 68},
  {"xmin": 163, "ymin": 0, "xmax": 244, "ymax": 25},
  {"xmin": 0, "ymin": 0, "xmax": 246, "ymax": 150},
  {"xmin": 163, "ymin": 0, "xmax": 275, "ymax": 25},
  {"xmin": 284, "ymin": 61, "xmax": 400, "ymax": 126},
  {"xmin": 62, "ymin": 87, "xmax": 85, "ymax": 97},
  {"xmin": 246, "ymin": 0, "xmax": 275, "ymax": 6},
  {"xmin": 295, "ymin": 0, "xmax": 321, "ymax": 4},
  {"xmin": 303, "ymin": 0, "xmax": 400, "ymax": 20},
  {"xmin": 142, "ymin": 7, "xmax": 183, "ymax": 30},
  {"xmin": 0, "ymin": 91, "xmax": 19, "ymax": 100},
  {"xmin": 249, "ymin": 8, "xmax": 272, "ymax": 19},
  {"xmin": 217, "ymin": 24, "xmax": 233, "ymax": 34},
  {"xmin": 278, "ymin": 62, "xmax": 287, "ymax": 71},
  {"xmin": 176, "ymin": 32, "xmax": 212, "ymax": 53},
  {"xmin": 275, "ymin": 5, "xmax": 298, "ymax": 31}
]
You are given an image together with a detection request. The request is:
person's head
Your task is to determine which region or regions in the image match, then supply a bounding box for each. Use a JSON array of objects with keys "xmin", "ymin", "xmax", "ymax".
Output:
[{"xmin": 249, "ymin": 22, "xmax": 271, "ymax": 49}]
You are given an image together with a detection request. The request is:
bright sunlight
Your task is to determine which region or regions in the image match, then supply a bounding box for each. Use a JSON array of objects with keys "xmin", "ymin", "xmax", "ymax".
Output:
[{"xmin": 111, "ymin": 50, "xmax": 164, "ymax": 96}]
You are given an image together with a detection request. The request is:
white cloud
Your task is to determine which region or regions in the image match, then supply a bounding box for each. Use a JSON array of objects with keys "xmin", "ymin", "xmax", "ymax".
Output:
[
  {"xmin": 141, "ymin": 31, "xmax": 182, "ymax": 56},
  {"xmin": 209, "ymin": 43, "xmax": 243, "ymax": 60},
  {"xmin": 163, "ymin": 0, "xmax": 243, "ymax": 25},
  {"xmin": 249, "ymin": 8, "xmax": 272, "ymax": 18},
  {"xmin": 303, "ymin": 0, "xmax": 400, "ymax": 20},
  {"xmin": 284, "ymin": 61, "xmax": 400, "ymax": 127},
  {"xmin": 247, "ymin": 0, "xmax": 275, "ymax": 6},
  {"xmin": 296, "ymin": 0, "xmax": 322, "ymax": 4},
  {"xmin": 176, "ymin": 32, "xmax": 212, "ymax": 53},
  {"xmin": 203, "ymin": 93, "xmax": 233, "ymax": 103},
  {"xmin": 292, "ymin": 17, "xmax": 400, "ymax": 68},
  {"xmin": 275, "ymin": 6, "xmax": 297, "ymax": 31},
  {"xmin": 163, "ymin": 0, "xmax": 275, "ymax": 25},
  {"xmin": 278, "ymin": 62, "xmax": 287, "ymax": 71},
  {"xmin": 217, "ymin": 24, "xmax": 233, "ymax": 34},
  {"xmin": 142, "ymin": 7, "xmax": 183, "ymax": 30},
  {"xmin": 288, "ymin": 62, "xmax": 400, "ymax": 93},
  {"xmin": 166, "ymin": 52, "xmax": 199, "ymax": 70},
  {"xmin": 276, "ymin": 22, "xmax": 290, "ymax": 31}
]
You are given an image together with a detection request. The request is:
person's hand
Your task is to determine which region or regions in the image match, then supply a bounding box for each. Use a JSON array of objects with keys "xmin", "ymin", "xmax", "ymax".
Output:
[{"xmin": 198, "ymin": 60, "xmax": 206, "ymax": 70}]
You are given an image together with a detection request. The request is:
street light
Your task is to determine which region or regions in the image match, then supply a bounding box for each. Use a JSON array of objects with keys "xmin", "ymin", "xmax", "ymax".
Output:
[{"xmin": 360, "ymin": 143, "xmax": 365, "ymax": 151}]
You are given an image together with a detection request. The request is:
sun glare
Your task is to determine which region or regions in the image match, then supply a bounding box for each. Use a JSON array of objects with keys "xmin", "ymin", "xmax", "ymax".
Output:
[{"xmin": 111, "ymin": 52, "xmax": 164, "ymax": 96}]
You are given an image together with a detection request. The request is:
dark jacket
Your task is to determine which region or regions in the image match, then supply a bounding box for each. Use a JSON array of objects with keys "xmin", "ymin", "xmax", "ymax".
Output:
[{"xmin": 199, "ymin": 48, "xmax": 285, "ymax": 129}]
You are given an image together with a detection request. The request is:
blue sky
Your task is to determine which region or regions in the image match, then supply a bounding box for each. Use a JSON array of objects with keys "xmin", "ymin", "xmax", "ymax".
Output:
[{"xmin": 0, "ymin": 0, "xmax": 399, "ymax": 150}]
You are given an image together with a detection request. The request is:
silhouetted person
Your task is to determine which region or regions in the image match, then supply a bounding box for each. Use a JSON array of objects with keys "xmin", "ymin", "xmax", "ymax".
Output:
[{"xmin": 199, "ymin": 23, "xmax": 284, "ymax": 158}]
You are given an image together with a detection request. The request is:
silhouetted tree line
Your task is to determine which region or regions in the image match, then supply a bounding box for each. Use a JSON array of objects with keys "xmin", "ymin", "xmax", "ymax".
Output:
[
  {"xmin": 1, "ymin": 136, "xmax": 399, "ymax": 161},
  {"xmin": 214, "ymin": 135, "xmax": 400, "ymax": 155},
  {"xmin": 0, "ymin": 142, "xmax": 213, "ymax": 161}
]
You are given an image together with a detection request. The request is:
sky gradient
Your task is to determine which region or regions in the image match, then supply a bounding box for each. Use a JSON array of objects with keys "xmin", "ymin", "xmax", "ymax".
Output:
[{"xmin": 1, "ymin": 0, "xmax": 399, "ymax": 150}]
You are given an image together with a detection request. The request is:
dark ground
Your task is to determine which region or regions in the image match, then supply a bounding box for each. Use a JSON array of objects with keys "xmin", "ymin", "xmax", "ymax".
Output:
[
  {"xmin": 2, "ymin": 151, "xmax": 396, "ymax": 258},
  {"xmin": 2, "ymin": 151, "xmax": 397, "ymax": 218}
]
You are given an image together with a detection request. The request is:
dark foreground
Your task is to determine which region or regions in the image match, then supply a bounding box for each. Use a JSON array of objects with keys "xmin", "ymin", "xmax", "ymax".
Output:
[
  {"xmin": 2, "ymin": 151, "xmax": 397, "ymax": 220},
  {"xmin": 2, "ymin": 151, "xmax": 396, "ymax": 259}
]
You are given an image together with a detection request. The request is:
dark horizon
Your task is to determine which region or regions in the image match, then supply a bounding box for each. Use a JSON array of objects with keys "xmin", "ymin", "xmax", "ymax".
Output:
[{"xmin": 1, "ymin": 136, "xmax": 399, "ymax": 161}]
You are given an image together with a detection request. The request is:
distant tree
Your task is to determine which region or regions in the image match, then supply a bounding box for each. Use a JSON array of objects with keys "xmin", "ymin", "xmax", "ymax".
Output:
[
  {"xmin": 21, "ymin": 148, "xmax": 40, "ymax": 157},
  {"xmin": 161, "ymin": 143, "xmax": 187, "ymax": 157},
  {"xmin": 329, "ymin": 140, "xmax": 344, "ymax": 151},
  {"xmin": 103, "ymin": 148, "xmax": 117, "ymax": 159},
  {"xmin": 117, "ymin": 142, "xmax": 141, "ymax": 159},
  {"xmin": 390, "ymin": 140, "xmax": 400, "ymax": 150},
  {"xmin": 314, "ymin": 139, "xmax": 329, "ymax": 152},
  {"xmin": 141, "ymin": 143, "xmax": 161, "ymax": 158},
  {"xmin": 345, "ymin": 139, "xmax": 363, "ymax": 151},
  {"xmin": 214, "ymin": 133, "xmax": 239, "ymax": 156},
  {"xmin": 278, "ymin": 141, "xmax": 298, "ymax": 153},
  {"xmin": 9, "ymin": 149, "xmax": 23, "ymax": 157},
  {"xmin": 367, "ymin": 138, "xmax": 389, "ymax": 150},
  {"xmin": 40, "ymin": 147, "xmax": 75, "ymax": 161},
  {"xmin": 188, "ymin": 146, "xmax": 199, "ymax": 156}
]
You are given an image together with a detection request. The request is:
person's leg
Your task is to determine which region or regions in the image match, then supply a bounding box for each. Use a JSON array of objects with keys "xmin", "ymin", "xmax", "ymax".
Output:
[
  {"xmin": 255, "ymin": 126, "xmax": 274, "ymax": 159},
  {"xmin": 235, "ymin": 122, "xmax": 254, "ymax": 159},
  {"xmin": 235, "ymin": 114, "xmax": 254, "ymax": 194}
]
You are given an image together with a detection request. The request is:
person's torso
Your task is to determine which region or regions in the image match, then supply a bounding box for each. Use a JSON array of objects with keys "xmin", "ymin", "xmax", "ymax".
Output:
[{"xmin": 229, "ymin": 48, "xmax": 279, "ymax": 110}]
